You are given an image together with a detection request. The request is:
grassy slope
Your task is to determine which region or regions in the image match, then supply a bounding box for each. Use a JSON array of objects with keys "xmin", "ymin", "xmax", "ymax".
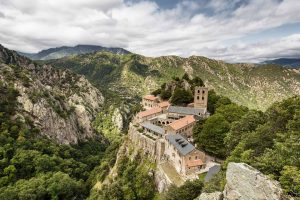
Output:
[{"xmin": 46, "ymin": 52, "xmax": 300, "ymax": 111}]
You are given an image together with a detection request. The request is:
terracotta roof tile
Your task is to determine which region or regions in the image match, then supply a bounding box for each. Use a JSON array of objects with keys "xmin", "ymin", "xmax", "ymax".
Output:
[
  {"xmin": 143, "ymin": 95, "xmax": 158, "ymax": 101},
  {"xmin": 158, "ymin": 101, "xmax": 170, "ymax": 108},
  {"xmin": 169, "ymin": 115, "xmax": 195, "ymax": 131},
  {"xmin": 186, "ymin": 159, "xmax": 204, "ymax": 167},
  {"xmin": 138, "ymin": 107, "xmax": 162, "ymax": 118}
]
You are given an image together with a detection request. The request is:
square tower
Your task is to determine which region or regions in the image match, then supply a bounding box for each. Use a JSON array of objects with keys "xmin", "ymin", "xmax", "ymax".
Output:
[{"xmin": 194, "ymin": 87, "xmax": 208, "ymax": 109}]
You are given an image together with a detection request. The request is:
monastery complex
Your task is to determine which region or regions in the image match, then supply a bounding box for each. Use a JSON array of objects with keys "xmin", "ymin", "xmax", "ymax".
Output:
[{"xmin": 129, "ymin": 86, "xmax": 220, "ymax": 184}]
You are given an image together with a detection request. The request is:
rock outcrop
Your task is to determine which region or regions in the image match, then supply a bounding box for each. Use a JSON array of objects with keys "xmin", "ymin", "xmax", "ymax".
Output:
[
  {"xmin": 0, "ymin": 45, "xmax": 104, "ymax": 144},
  {"xmin": 224, "ymin": 163, "xmax": 289, "ymax": 200},
  {"xmin": 196, "ymin": 163, "xmax": 291, "ymax": 200},
  {"xmin": 196, "ymin": 192, "xmax": 223, "ymax": 200}
]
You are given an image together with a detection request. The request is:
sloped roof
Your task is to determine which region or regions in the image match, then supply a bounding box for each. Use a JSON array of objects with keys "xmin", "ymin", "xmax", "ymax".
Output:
[
  {"xmin": 158, "ymin": 101, "xmax": 170, "ymax": 108},
  {"xmin": 143, "ymin": 95, "xmax": 158, "ymax": 101},
  {"xmin": 166, "ymin": 134, "xmax": 195, "ymax": 156},
  {"xmin": 186, "ymin": 159, "xmax": 204, "ymax": 167},
  {"xmin": 204, "ymin": 164, "xmax": 221, "ymax": 182},
  {"xmin": 169, "ymin": 115, "xmax": 195, "ymax": 131},
  {"xmin": 140, "ymin": 121, "xmax": 165, "ymax": 136},
  {"xmin": 167, "ymin": 106, "xmax": 206, "ymax": 116},
  {"xmin": 138, "ymin": 107, "xmax": 162, "ymax": 118}
]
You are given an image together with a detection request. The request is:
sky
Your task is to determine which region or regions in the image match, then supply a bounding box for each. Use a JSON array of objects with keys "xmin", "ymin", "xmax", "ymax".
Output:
[{"xmin": 0, "ymin": 0, "xmax": 300, "ymax": 63}]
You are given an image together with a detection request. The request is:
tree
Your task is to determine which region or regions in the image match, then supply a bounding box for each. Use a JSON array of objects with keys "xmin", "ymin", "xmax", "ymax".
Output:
[
  {"xmin": 224, "ymin": 110, "xmax": 266, "ymax": 153},
  {"xmin": 182, "ymin": 73, "xmax": 190, "ymax": 81},
  {"xmin": 279, "ymin": 166, "xmax": 300, "ymax": 197},
  {"xmin": 160, "ymin": 89, "xmax": 172, "ymax": 100},
  {"xmin": 162, "ymin": 179, "xmax": 203, "ymax": 200},
  {"xmin": 197, "ymin": 114, "xmax": 230, "ymax": 158},
  {"xmin": 216, "ymin": 104, "xmax": 248, "ymax": 123},
  {"xmin": 171, "ymin": 88, "xmax": 193, "ymax": 106}
]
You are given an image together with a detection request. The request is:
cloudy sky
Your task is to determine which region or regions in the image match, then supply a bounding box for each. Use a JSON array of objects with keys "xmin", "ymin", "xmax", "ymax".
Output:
[{"xmin": 0, "ymin": 0, "xmax": 300, "ymax": 62}]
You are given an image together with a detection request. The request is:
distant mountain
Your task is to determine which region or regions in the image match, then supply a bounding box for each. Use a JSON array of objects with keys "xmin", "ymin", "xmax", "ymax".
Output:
[
  {"xmin": 262, "ymin": 58, "xmax": 300, "ymax": 68},
  {"xmin": 18, "ymin": 44, "xmax": 131, "ymax": 60}
]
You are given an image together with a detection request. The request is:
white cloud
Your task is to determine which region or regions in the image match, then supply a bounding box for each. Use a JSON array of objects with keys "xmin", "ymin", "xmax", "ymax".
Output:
[{"xmin": 0, "ymin": 0, "xmax": 300, "ymax": 62}]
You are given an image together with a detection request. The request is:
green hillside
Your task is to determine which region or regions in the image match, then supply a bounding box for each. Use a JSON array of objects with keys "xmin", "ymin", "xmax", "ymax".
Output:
[{"xmin": 46, "ymin": 52, "xmax": 300, "ymax": 110}]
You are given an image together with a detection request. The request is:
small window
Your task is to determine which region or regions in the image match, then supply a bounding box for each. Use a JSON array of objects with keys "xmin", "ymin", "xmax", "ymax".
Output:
[
  {"xmin": 202, "ymin": 90, "xmax": 205, "ymax": 94},
  {"xmin": 189, "ymin": 157, "xmax": 191, "ymax": 160},
  {"xmin": 198, "ymin": 90, "xmax": 200, "ymax": 93},
  {"xmin": 202, "ymin": 97, "xmax": 204, "ymax": 100},
  {"xmin": 195, "ymin": 156, "xmax": 198, "ymax": 159},
  {"xmin": 197, "ymin": 96, "xmax": 200, "ymax": 100}
]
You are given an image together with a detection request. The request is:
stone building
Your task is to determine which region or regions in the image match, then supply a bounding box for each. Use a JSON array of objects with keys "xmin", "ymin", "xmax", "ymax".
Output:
[
  {"xmin": 167, "ymin": 106, "xmax": 207, "ymax": 119},
  {"xmin": 165, "ymin": 115, "xmax": 196, "ymax": 138},
  {"xmin": 137, "ymin": 107, "xmax": 163, "ymax": 122},
  {"xmin": 165, "ymin": 134, "xmax": 206, "ymax": 175},
  {"xmin": 142, "ymin": 95, "xmax": 159, "ymax": 110},
  {"xmin": 194, "ymin": 86, "xmax": 208, "ymax": 110}
]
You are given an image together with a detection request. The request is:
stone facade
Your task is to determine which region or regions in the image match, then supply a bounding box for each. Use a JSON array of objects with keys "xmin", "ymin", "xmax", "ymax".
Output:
[
  {"xmin": 142, "ymin": 95, "xmax": 159, "ymax": 110},
  {"xmin": 194, "ymin": 86, "xmax": 208, "ymax": 110}
]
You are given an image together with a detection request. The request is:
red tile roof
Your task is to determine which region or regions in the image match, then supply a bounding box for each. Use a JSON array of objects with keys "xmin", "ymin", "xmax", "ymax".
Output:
[
  {"xmin": 158, "ymin": 101, "xmax": 170, "ymax": 108},
  {"xmin": 138, "ymin": 107, "xmax": 162, "ymax": 118},
  {"xmin": 143, "ymin": 95, "xmax": 158, "ymax": 101},
  {"xmin": 186, "ymin": 159, "xmax": 204, "ymax": 167},
  {"xmin": 168, "ymin": 115, "xmax": 195, "ymax": 131}
]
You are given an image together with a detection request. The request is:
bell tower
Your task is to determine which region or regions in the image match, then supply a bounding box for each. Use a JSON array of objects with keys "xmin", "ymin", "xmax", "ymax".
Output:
[{"xmin": 194, "ymin": 86, "xmax": 208, "ymax": 110}]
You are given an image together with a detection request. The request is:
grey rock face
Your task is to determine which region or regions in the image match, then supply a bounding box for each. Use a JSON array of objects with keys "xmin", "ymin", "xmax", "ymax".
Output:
[
  {"xmin": 224, "ymin": 162, "xmax": 287, "ymax": 200},
  {"xmin": 0, "ymin": 45, "xmax": 105, "ymax": 144},
  {"xmin": 196, "ymin": 192, "xmax": 223, "ymax": 200}
]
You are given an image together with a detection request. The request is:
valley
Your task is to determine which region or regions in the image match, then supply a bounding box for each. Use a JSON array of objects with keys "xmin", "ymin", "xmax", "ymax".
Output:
[
  {"xmin": 45, "ymin": 51, "xmax": 300, "ymax": 111},
  {"xmin": 0, "ymin": 44, "xmax": 299, "ymax": 200}
]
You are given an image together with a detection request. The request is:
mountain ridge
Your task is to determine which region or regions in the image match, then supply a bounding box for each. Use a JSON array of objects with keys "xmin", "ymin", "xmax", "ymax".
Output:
[
  {"xmin": 45, "ymin": 51, "xmax": 300, "ymax": 111},
  {"xmin": 261, "ymin": 58, "xmax": 300, "ymax": 68},
  {"xmin": 18, "ymin": 44, "xmax": 131, "ymax": 60}
]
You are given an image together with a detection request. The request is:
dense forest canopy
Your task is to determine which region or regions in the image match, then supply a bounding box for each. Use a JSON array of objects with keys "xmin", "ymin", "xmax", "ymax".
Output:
[{"xmin": 0, "ymin": 81, "xmax": 119, "ymax": 199}]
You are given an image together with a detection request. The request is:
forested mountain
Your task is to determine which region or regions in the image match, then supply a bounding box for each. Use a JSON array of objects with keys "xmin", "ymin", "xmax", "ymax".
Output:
[
  {"xmin": 18, "ymin": 45, "xmax": 130, "ymax": 60},
  {"xmin": 46, "ymin": 51, "xmax": 300, "ymax": 111},
  {"xmin": 0, "ymin": 44, "xmax": 121, "ymax": 199}
]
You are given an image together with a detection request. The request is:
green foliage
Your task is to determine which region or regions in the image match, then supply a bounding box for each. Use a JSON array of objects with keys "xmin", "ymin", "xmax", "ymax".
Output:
[
  {"xmin": 197, "ymin": 114, "xmax": 230, "ymax": 158},
  {"xmin": 279, "ymin": 166, "xmax": 300, "ymax": 197},
  {"xmin": 171, "ymin": 88, "xmax": 193, "ymax": 106},
  {"xmin": 93, "ymin": 107, "xmax": 123, "ymax": 143},
  {"xmin": 98, "ymin": 152, "xmax": 157, "ymax": 200},
  {"xmin": 161, "ymin": 179, "xmax": 203, "ymax": 200},
  {"xmin": 0, "ymin": 172, "xmax": 84, "ymax": 200},
  {"xmin": 224, "ymin": 110, "xmax": 266, "ymax": 152},
  {"xmin": 207, "ymin": 90, "xmax": 232, "ymax": 114},
  {"xmin": 202, "ymin": 171, "xmax": 226, "ymax": 193},
  {"xmin": 194, "ymin": 90, "xmax": 249, "ymax": 158},
  {"xmin": 160, "ymin": 89, "xmax": 172, "ymax": 100},
  {"xmin": 225, "ymin": 96, "xmax": 300, "ymax": 198},
  {"xmin": 0, "ymin": 82, "xmax": 109, "ymax": 199},
  {"xmin": 215, "ymin": 104, "xmax": 248, "ymax": 123}
]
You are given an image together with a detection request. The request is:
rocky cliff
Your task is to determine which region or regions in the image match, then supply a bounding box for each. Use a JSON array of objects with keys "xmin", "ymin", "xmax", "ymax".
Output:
[
  {"xmin": 197, "ymin": 162, "xmax": 291, "ymax": 200},
  {"xmin": 0, "ymin": 44, "xmax": 104, "ymax": 144}
]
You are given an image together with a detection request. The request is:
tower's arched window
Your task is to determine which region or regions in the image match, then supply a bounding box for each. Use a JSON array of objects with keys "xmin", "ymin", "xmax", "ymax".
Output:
[
  {"xmin": 197, "ymin": 96, "xmax": 200, "ymax": 100},
  {"xmin": 202, "ymin": 90, "xmax": 205, "ymax": 94},
  {"xmin": 198, "ymin": 90, "xmax": 200, "ymax": 93}
]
